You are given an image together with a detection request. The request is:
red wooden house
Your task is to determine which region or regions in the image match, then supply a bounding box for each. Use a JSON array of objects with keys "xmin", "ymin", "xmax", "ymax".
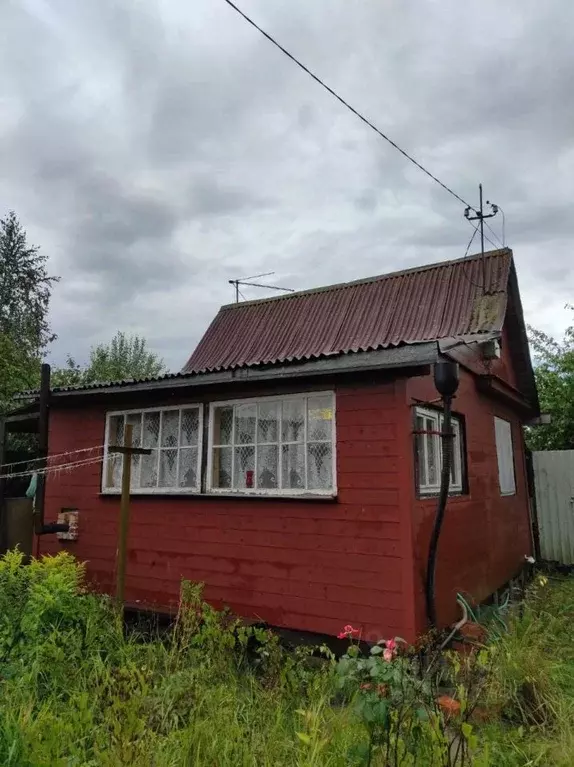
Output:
[{"xmin": 36, "ymin": 249, "xmax": 537, "ymax": 642}]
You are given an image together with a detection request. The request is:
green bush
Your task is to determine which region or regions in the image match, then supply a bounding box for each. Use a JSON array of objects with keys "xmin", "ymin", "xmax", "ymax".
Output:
[{"xmin": 0, "ymin": 551, "xmax": 364, "ymax": 766}]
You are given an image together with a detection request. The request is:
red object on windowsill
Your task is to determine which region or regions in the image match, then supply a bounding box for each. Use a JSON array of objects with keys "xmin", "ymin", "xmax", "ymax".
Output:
[{"xmin": 246, "ymin": 470, "xmax": 254, "ymax": 488}]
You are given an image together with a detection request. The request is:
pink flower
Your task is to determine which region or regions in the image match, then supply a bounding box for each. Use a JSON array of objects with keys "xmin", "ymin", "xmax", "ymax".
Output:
[
  {"xmin": 383, "ymin": 648, "xmax": 393, "ymax": 662},
  {"xmin": 385, "ymin": 639, "xmax": 398, "ymax": 652},
  {"xmin": 337, "ymin": 624, "xmax": 360, "ymax": 640}
]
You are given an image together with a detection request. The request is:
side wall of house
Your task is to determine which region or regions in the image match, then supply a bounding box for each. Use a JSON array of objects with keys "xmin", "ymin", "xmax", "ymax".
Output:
[
  {"xmin": 406, "ymin": 367, "xmax": 532, "ymax": 631},
  {"xmin": 40, "ymin": 378, "xmax": 416, "ymax": 642}
]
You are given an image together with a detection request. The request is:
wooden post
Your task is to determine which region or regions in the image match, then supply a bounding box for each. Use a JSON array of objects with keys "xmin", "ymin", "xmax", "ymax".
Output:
[
  {"xmin": 115, "ymin": 423, "xmax": 133, "ymax": 611},
  {"xmin": 110, "ymin": 426, "xmax": 150, "ymax": 615}
]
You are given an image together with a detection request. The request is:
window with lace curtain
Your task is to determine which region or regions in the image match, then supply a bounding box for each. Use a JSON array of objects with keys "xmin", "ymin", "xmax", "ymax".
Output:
[
  {"xmin": 414, "ymin": 406, "xmax": 465, "ymax": 495},
  {"xmin": 208, "ymin": 392, "xmax": 335, "ymax": 495},
  {"xmin": 103, "ymin": 406, "xmax": 202, "ymax": 493}
]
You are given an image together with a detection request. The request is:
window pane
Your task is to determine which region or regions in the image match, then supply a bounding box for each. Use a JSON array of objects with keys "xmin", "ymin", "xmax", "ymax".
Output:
[
  {"xmin": 130, "ymin": 455, "xmax": 141, "ymax": 490},
  {"xmin": 282, "ymin": 399, "xmax": 305, "ymax": 443},
  {"xmin": 494, "ymin": 417, "xmax": 515, "ymax": 495},
  {"xmin": 159, "ymin": 449, "xmax": 178, "ymax": 487},
  {"xmin": 126, "ymin": 413, "xmax": 142, "ymax": 446},
  {"xmin": 108, "ymin": 414, "xmax": 124, "ymax": 447},
  {"xmin": 212, "ymin": 446, "xmax": 232, "ymax": 488},
  {"xmin": 125, "ymin": 413, "xmax": 143, "ymax": 488},
  {"xmin": 106, "ymin": 454, "xmax": 122, "ymax": 489},
  {"xmin": 257, "ymin": 402, "xmax": 278, "ymax": 443},
  {"xmin": 307, "ymin": 396, "xmax": 333, "ymax": 442},
  {"xmin": 235, "ymin": 404, "xmax": 256, "ymax": 445},
  {"xmin": 106, "ymin": 415, "xmax": 124, "ymax": 488},
  {"xmin": 282, "ymin": 444, "xmax": 305, "ymax": 489},
  {"xmin": 257, "ymin": 445, "xmax": 278, "ymax": 489},
  {"xmin": 425, "ymin": 418, "xmax": 438, "ymax": 486},
  {"xmin": 142, "ymin": 412, "xmax": 160, "ymax": 448},
  {"xmin": 213, "ymin": 407, "xmax": 233, "ymax": 446},
  {"xmin": 415, "ymin": 415, "xmax": 426, "ymax": 487},
  {"xmin": 234, "ymin": 445, "xmax": 255, "ymax": 488},
  {"xmin": 181, "ymin": 408, "xmax": 199, "ymax": 447},
  {"xmin": 179, "ymin": 447, "xmax": 198, "ymax": 488},
  {"xmin": 161, "ymin": 411, "xmax": 179, "ymax": 448},
  {"xmin": 307, "ymin": 443, "xmax": 332, "ymax": 490},
  {"xmin": 141, "ymin": 449, "xmax": 159, "ymax": 488},
  {"xmin": 450, "ymin": 422, "xmax": 461, "ymax": 487}
]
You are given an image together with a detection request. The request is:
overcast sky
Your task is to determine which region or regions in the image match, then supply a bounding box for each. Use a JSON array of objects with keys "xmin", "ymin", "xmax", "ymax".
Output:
[{"xmin": 1, "ymin": 0, "xmax": 572, "ymax": 371}]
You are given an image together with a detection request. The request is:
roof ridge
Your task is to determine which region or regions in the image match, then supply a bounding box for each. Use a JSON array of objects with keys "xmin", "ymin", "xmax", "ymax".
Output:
[{"xmin": 221, "ymin": 248, "xmax": 512, "ymax": 310}]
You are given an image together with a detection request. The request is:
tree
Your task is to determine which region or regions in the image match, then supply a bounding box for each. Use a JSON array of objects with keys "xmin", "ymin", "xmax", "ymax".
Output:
[
  {"xmin": 527, "ymin": 307, "xmax": 574, "ymax": 451},
  {"xmin": 52, "ymin": 332, "xmax": 167, "ymax": 388},
  {"xmin": 0, "ymin": 211, "xmax": 59, "ymax": 412}
]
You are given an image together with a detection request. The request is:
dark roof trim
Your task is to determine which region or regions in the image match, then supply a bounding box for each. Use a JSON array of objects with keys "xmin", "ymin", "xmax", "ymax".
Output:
[{"xmin": 18, "ymin": 343, "xmax": 440, "ymax": 402}]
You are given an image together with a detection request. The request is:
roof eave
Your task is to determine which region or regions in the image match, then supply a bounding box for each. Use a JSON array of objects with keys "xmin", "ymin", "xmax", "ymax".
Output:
[{"xmin": 18, "ymin": 343, "xmax": 440, "ymax": 402}]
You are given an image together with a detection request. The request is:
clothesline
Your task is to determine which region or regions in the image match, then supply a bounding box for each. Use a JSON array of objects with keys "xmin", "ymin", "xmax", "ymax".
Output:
[
  {"xmin": 1, "ymin": 444, "xmax": 104, "ymax": 471},
  {"xmin": 0, "ymin": 454, "xmax": 105, "ymax": 482}
]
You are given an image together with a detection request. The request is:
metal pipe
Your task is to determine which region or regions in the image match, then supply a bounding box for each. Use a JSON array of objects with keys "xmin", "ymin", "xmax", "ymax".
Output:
[
  {"xmin": 425, "ymin": 396, "xmax": 454, "ymax": 628},
  {"xmin": 34, "ymin": 363, "xmax": 50, "ymax": 536},
  {"xmin": 35, "ymin": 363, "xmax": 68, "ymax": 537}
]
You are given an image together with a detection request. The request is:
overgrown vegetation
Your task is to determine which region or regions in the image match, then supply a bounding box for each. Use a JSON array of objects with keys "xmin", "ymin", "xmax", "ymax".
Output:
[
  {"xmin": 1, "ymin": 551, "xmax": 574, "ymax": 766},
  {"xmin": 527, "ymin": 306, "xmax": 574, "ymax": 451},
  {"xmin": 51, "ymin": 331, "xmax": 167, "ymax": 389}
]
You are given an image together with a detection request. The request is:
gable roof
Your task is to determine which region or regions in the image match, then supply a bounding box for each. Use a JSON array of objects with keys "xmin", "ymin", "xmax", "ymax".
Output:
[{"xmin": 184, "ymin": 249, "xmax": 514, "ymax": 374}]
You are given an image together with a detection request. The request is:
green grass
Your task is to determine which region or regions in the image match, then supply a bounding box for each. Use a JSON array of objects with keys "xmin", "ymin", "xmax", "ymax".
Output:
[
  {"xmin": 476, "ymin": 574, "xmax": 574, "ymax": 766},
  {"xmin": 2, "ymin": 550, "xmax": 574, "ymax": 766},
  {"xmin": 0, "ymin": 550, "xmax": 366, "ymax": 766}
]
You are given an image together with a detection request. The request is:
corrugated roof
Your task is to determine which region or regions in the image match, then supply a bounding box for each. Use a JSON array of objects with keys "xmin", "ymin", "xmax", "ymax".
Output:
[
  {"xmin": 16, "ymin": 371, "xmax": 189, "ymax": 397},
  {"xmin": 183, "ymin": 249, "xmax": 513, "ymax": 374}
]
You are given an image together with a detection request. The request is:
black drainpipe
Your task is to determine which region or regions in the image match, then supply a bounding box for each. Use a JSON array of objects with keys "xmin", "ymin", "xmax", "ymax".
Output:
[
  {"xmin": 35, "ymin": 363, "xmax": 69, "ymax": 536},
  {"xmin": 425, "ymin": 361, "xmax": 459, "ymax": 628}
]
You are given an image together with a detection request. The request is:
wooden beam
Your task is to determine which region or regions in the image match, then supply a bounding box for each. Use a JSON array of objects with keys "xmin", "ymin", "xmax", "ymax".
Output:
[
  {"xmin": 109, "ymin": 445, "xmax": 151, "ymax": 456},
  {"xmin": 113, "ymin": 428, "xmax": 150, "ymax": 615}
]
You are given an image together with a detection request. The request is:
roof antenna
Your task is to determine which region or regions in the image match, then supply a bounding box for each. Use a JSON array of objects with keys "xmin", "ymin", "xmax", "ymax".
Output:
[
  {"xmin": 464, "ymin": 183, "xmax": 499, "ymax": 292},
  {"xmin": 229, "ymin": 272, "xmax": 295, "ymax": 303}
]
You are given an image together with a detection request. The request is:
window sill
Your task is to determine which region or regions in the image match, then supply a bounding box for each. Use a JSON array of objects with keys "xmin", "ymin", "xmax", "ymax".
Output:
[
  {"xmin": 100, "ymin": 491, "xmax": 338, "ymax": 503},
  {"xmin": 417, "ymin": 491, "xmax": 468, "ymax": 502}
]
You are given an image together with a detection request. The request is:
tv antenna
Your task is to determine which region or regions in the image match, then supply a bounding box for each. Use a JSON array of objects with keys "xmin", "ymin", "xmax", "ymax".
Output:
[
  {"xmin": 229, "ymin": 272, "xmax": 295, "ymax": 303},
  {"xmin": 464, "ymin": 183, "xmax": 500, "ymax": 291}
]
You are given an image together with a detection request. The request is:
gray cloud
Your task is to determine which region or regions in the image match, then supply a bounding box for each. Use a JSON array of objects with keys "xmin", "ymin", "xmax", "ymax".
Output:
[{"xmin": 0, "ymin": 0, "xmax": 573, "ymax": 369}]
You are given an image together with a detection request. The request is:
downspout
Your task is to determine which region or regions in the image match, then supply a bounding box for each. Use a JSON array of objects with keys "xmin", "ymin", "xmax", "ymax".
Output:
[
  {"xmin": 425, "ymin": 361, "xmax": 459, "ymax": 628},
  {"xmin": 34, "ymin": 363, "xmax": 69, "ymax": 537}
]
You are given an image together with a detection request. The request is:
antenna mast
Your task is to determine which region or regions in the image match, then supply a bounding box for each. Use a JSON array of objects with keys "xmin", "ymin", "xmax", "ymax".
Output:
[
  {"xmin": 464, "ymin": 184, "xmax": 499, "ymax": 291},
  {"xmin": 229, "ymin": 272, "xmax": 295, "ymax": 302}
]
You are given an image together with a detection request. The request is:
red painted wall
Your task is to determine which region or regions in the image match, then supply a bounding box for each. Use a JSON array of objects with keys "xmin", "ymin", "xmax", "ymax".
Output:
[
  {"xmin": 41, "ymin": 379, "xmax": 415, "ymax": 643},
  {"xmin": 405, "ymin": 366, "xmax": 532, "ymax": 632}
]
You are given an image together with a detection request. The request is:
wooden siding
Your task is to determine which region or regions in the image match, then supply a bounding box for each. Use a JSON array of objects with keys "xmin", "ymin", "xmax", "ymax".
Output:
[
  {"xmin": 40, "ymin": 380, "xmax": 412, "ymax": 642},
  {"xmin": 406, "ymin": 365, "xmax": 532, "ymax": 631}
]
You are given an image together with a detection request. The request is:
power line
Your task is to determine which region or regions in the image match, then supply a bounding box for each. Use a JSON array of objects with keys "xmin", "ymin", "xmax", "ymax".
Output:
[
  {"xmin": 463, "ymin": 226, "xmax": 479, "ymax": 260},
  {"xmin": 483, "ymin": 219, "xmax": 504, "ymax": 248},
  {"xmin": 468, "ymin": 220, "xmax": 500, "ymax": 252},
  {"xmin": 221, "ymin": 0, "xmax": 474, "ymax": 210},
  {"xmin": 458, "ymin": 227, "xmax": 487, "ymax": 291}
]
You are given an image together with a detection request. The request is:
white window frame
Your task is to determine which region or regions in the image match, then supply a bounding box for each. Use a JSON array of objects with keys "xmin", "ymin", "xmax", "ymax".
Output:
[
  {"xmin": 414, "ymin": 407, "xmax": 464, "ymax": 496},
  {"xmin": 102, "ymin": 404, "xmax": 203, "ymax": 495},
  {"xmin": 207, "ymin": 391, "xmax": 336, "ymax": 496},
  {"xmin": 494, "ymin": 416, "xmax": 516, "ymax": 496}
]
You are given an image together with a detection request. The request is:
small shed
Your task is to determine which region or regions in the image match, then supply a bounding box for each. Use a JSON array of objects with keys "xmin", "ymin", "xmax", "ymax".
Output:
[{"xmin": 30, "ymin": 249, "xmax": 537, "ymax": 641}]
